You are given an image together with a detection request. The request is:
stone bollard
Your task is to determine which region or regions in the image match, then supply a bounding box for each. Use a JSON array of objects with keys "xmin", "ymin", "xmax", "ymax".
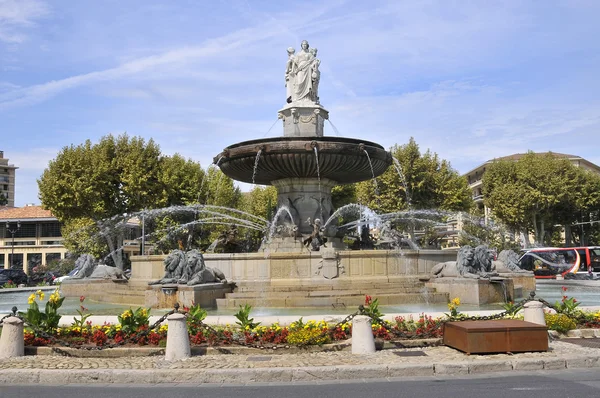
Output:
[
  {"xmin": 351, "ymin": 315, "xmax": 376, "ymax": 354},
  {"xmin": 0, "ymin": 317, "xmax": 25, "ymax": 358},
  {"xmin": 524, "ymin": 301, "xmax": 546, "ymax": 326},
  {"xmin": 164, "ymin": 313, "xmax": 191, "ymax": 361}
]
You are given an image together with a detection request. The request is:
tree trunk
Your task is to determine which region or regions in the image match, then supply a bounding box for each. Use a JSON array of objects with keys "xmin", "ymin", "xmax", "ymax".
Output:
[{"xmin": 564, "ymin": 224, "xmax": 573, "ymax": 247}]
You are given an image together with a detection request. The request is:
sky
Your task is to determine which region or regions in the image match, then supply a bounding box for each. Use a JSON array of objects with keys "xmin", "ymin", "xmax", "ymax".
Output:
[{"xmin": 1, "ymin": 0, "xmax": 600, "ymax": 207}]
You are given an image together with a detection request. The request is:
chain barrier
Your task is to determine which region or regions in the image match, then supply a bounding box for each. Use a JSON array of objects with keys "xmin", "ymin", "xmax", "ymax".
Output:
[
  {"xmin": 6, "ymin": 304, "xmax": 179, "ymax": 351},
  {"xmin": 2, "ymin": 291, "xmax": 585, "ymax": 351}
]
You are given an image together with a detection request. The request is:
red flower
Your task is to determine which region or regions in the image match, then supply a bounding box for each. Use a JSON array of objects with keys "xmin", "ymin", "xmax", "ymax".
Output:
[
  {"xmin": 80, "ymin": 295, "xmax": 86, "ymax": 302},
  {"xmin": 562, "ymin": 286, "xmax": 568, "ymax": 292},
  {"xmin": 365, "ymin": 295, "xmax": 372, "ymax": 305}
]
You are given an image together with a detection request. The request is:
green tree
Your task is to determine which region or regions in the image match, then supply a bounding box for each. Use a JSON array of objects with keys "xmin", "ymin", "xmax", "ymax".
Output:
[
  {"xmin": 38, "ymin": 134, "xmax": 209, "ymax": 265},
  {"xmin": 483, "ymin": 152, "xmax": 600, "ymax": 246},
  {"xmin": 0, "ymin": 193, "xmax": 7, "ymax": 206},
  {"xmin": 356, "ymin": 138, "xmax": 472, "ymax": 214}
]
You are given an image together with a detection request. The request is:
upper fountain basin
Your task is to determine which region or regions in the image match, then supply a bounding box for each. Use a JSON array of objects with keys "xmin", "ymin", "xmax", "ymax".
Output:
[{"xmin": 215, "ymin": 137, "xmax": 392, "ymax": 185}]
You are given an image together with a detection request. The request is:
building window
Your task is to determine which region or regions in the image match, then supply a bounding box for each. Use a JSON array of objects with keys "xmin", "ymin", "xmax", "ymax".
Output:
[
  {"xmin": 8, "ymin": 253, "xmax": 23, "ymax": 270},
  {"xmin": 29, "ymin": 253, "xmax": 42, "ymax": 271},
  {"xmin": 41, "ymin": 222, "xmax": 62, "ymax": 238},
  {"xmin": 15, "ymin": 223, "xmax": 36, "ymax": 238},
  {"xmin": 0, "ymin": 254, "xmax": 4, "ymax": 268},
  {"xmin": 46, "ymin": 253, "xmax": 61, "ymax": 265}
]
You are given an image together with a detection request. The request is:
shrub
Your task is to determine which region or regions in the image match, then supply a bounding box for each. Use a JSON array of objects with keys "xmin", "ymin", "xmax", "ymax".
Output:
[{"xmin": 545, "ymin": 313, "xmax": 576, "ymax": 333}]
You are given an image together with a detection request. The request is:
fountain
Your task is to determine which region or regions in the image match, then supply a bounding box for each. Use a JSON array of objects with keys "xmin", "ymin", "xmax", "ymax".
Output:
[{"xmin": 60, "ymin": 41, "xmax": 534, "ymax": 311}]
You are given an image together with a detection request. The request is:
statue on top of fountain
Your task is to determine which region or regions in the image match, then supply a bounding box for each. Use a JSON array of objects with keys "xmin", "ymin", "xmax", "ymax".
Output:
[{"xmin": 285, "ymin": 40, "xmax": 321, "ymax": 105}]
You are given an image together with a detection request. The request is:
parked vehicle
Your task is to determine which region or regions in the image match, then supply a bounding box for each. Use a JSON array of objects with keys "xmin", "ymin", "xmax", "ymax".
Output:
[
  {"xmin": 518, "ymin": 246, "xmax": 600, "ymax": 279},
  {"xmin": 54, "ymin": 268, "xmax": 78, "ymax": 283},
  {"xmin": 0, "ymin": 268, "xmax": 29, "ymax": 286}
]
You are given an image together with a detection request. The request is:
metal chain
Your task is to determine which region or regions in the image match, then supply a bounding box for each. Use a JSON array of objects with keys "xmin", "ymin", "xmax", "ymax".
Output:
[{"xmin": 6, "ymin": 291, "xmax": 586, "ymax": 351}]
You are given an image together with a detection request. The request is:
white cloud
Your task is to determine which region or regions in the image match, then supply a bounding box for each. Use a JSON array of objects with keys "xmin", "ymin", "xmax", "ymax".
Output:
[{"xmin": 0, "ymin": 0, "xmax": 49, "ymax": 43}]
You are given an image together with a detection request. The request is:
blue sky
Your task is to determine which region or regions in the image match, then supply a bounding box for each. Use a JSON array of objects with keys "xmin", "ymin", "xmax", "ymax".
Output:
[{"xmin": 1, "ymin": 0, "xmax": 600, "ymax": 207}]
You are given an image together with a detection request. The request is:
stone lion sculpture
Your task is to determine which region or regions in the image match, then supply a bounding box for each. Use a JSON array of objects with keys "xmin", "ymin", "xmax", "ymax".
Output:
[
  {"xmin": 148, "ymin": 250, "xmax": 186, "ymax": 285},
  {"xmin": 431, "ymin": 245, "xmax": 479, "ymax": 278},
  {"xmin": 493, "ymin": 249, "xmax": 532, "ymax": 273},
  {"xmin": 149, "ymin": 249, "xmax": 226, "ymax": 286},
  {"xmin": 430, "ymin": 245, "xmax": 499, "ymax": 279},
  {"xmin": 89, "ymin": 264, "xmax": 126, "ymax": 279},
  {"xmin": 473, "ymin": 244, "xmax": 499, "ymax": 278},
  {"xmin": 181, "ymin": 249, "xmax": 227, "ymax": 286},
  {"xmin": 71, "ymin": 254, "xmax": 98, "ymax": 279}
]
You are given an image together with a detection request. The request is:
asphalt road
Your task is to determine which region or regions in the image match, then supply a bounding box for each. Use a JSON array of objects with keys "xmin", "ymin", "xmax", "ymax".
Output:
[{"xmin": 1, "ymin": 369, "xmax": 600, "ymax": 398}]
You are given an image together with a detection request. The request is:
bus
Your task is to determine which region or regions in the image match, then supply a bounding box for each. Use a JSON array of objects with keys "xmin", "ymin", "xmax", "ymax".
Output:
[{"xmin": 518, "ymin": 246, "xmax": 600, "ymax": 279}]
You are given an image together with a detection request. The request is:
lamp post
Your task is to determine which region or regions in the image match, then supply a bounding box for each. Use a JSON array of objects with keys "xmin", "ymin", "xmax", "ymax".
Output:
[{"xmin": 6, "ymin": 220, "xmax": 20, "ymax": 268}]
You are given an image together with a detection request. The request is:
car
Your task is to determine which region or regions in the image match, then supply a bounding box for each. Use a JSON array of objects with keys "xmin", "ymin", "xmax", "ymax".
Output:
[
  {"xmin": 0, "ymin": 268, "xmax": 29, "ymax": 286},
  {"xmin": 54, "ymin": 268, "xmax": 78, "ymax": 283}
]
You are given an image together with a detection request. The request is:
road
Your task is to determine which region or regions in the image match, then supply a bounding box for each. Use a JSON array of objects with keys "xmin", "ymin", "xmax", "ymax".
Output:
[{"xmin": 1, "ymin": 369, "xmax": 600, "ymax": 398}]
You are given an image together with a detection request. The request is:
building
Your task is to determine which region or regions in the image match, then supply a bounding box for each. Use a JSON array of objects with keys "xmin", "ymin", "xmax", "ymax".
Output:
[
  {"xmin": 0, "ymin": 205, "xmax": 67, "ymax": 273},
  {"xmin": 0, "ymin": 151, "xmax": 18, "ymax": 208},
  {"xmin": 464, "ymin": 152, "xmax": 600, "ymax": 222}
]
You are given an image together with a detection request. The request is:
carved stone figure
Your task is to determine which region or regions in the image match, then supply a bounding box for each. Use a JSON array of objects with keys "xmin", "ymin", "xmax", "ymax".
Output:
[
  {"xmin": 148, "ymin": 250, "xmax": 186, "ymax": 285},
  {"xmin": 430, "ymin": 245, "xmax": 499, "ymax": 279},
  {"xmin": 89, "ymin": 264, "xmax": 125, "ymax": 279},
  {"xmin": 473, "ymin": 244, "xmax": 499, "ymax": 278},
  {"xmin": 494, "ymin": 249, "xmax": 532, "ymax": 273},
  {"xmin": 309, "ymin": 47, "xmax": 320, "ymax": 104},
  {"xmin": 183, "ymin": 249, "xmax": 227, "ymax": 286},
  {"xmin": 71, "ymin": 254, "xmax": 98, "ymax": 279},
  {"xmin": 303, "ymin": 217, "xmax": 327, "ymax": 251},
  {"xmin": 285, "ymin": 47, "xmax": 296, "ymax": 103},
  {"xmin": 149, "ymin": 250, "xmax": 226, "ymax": 286},
  {"xmin": 292, "ymin": 40, "xmax": 315, "ymax": 103}
]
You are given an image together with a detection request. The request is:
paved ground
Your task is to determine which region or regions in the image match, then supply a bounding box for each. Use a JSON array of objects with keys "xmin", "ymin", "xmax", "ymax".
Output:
[{"xmin": 1, "ymin": 340, "xmax": 600, "ymax": 384}]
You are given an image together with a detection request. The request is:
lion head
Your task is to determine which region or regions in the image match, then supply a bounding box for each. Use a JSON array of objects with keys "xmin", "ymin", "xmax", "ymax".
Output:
[
  {"xmin": 456, "ymin": 245, "xmax": 476, "ymax": 276},
  {"xmin": 473, "ymin": 244, "xmax": 495, "ymax": 273},
  {"xmin": 163, "ymin": 250, "xmax": 185, "ymax": 278},
  {"xmin": 498, "ymin": 249, "xmax": 522, "ymax": 272},
  {"xmin": 184, "ymin": 249, "xmax": 206, "ymax": 275}
]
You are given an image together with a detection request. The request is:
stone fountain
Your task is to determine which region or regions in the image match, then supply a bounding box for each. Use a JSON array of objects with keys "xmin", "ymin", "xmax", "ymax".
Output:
[
  {"xmin": 62, "ymin": 41, "xmax": 533, "ymax": 310},
  {"xmin": 214, "ymin": 39, "xmax": 391, "ymax": 239}
]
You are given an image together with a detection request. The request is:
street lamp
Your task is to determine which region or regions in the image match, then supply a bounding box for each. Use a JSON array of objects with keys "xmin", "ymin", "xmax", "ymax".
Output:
[{"xmin": 6, "ymin": 220, "xmax": 20, "ymax": 268}]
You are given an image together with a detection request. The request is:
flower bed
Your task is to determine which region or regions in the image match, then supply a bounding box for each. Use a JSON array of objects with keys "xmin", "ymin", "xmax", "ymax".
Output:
[{"xmin": 12, "ymin": 289, "xmax": 600, "ymax": 349}]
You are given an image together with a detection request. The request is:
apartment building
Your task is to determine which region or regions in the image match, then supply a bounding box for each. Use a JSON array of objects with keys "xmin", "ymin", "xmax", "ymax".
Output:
[
  {"xmin": 0, "ymin": 205, "xmax": 67, "ymax": 273},
  {"xmin": 464, "ymin": 152, "xmax": 600, "ymax": 223},
  {"xmin": 0, "ymin": 151, "xmax": 18, "ymax": 208}
]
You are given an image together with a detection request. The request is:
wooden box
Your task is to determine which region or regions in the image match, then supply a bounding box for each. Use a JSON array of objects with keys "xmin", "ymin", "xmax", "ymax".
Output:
[{"xmin": 443, "ymin": 320, "xmax": 548, "ymax": 354}]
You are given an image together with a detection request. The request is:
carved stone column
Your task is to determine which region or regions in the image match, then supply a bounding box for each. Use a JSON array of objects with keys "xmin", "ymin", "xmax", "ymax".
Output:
[{"xmin": 272, "ymin": 177, "xmax": 336, "ymax": 235}]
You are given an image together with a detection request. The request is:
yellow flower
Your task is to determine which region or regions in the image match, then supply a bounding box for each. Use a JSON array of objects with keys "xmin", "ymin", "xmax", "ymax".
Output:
[
  {"xmin": 36, "ymin": 289, "xmax": 43, "ymax": 297},
  {"xmin": 451, "ymin": 297, "xmax": 461, "ymax": 306},
  {"xmin": 447, "ymin": 303, "xmax": 456, "ymax": 311},
  {"xmin": 28, "ymin": 294, "xmax": 36, "ymax": 305},
  {"xmin": 39, "ymin": 292, "xmax": 45, "ymax": 301}
]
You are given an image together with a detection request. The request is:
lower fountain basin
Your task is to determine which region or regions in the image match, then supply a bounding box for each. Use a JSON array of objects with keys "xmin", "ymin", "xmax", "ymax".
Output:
[{"xmin": 215, "ymin": 137, "xmax": 392, "ymax": 185}]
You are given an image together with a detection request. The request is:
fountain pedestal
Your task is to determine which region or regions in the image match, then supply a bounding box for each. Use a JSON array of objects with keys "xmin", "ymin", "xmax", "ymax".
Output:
[
  {"xmin": 426, "ymin": 278, "xmax": 515, "ymax": 305},
  {"xmin": 278, "ymin": 103, "xmax": 329, "ymax": 137},
  {"xmin": 272, "ymin": 177, "xmax": 336, "ymax": 235}
]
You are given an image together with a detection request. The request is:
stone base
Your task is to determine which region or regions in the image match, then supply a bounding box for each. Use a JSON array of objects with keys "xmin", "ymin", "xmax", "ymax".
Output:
[
  {"xmin": 61, "ymin": 278, "xmax": 147, "ymax": 306},
  {"xmin": 497, "ymin": 273, "xmax": 536, "ymax": 298},
  {"xmin": 426, "ymin": 277, "xmax": 515, "ymax": 305},
  {"xmin": 278, "ymin": 103, "xmax": 329, "ymax": 138},
  {"xmin": 145, "ymin": 283, "xmax": 234, "ymax": 309}
]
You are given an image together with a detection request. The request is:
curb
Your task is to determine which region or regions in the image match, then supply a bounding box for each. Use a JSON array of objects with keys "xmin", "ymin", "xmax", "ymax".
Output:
[{"xmin": 1, "ymin": 355, "xmax": 599, "ymax": 384}]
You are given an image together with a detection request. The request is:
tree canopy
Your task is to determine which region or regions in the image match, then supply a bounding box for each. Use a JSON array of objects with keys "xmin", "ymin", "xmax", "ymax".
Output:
[
  {"xmin": 483, "ymin": 152, "xmax": 600, "ymax": 246},
  {"xmin": 356, "ymin": 137, "xmax": 473, "ymax": 214},
  {"xmin": 38, "ymin": 133, "xmax": 243, "ymax": 262}
]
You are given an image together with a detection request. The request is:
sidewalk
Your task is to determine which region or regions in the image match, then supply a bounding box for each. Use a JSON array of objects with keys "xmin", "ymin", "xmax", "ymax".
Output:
[{"xmin": 1, "ymin": 340, "xmax": 599, "ymax": 384}]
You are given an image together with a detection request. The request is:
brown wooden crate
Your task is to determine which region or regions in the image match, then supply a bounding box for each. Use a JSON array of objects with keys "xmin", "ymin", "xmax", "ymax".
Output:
[{"xmin": 443, "ymin": 320, "xmax": 548, "ymax": 354}]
